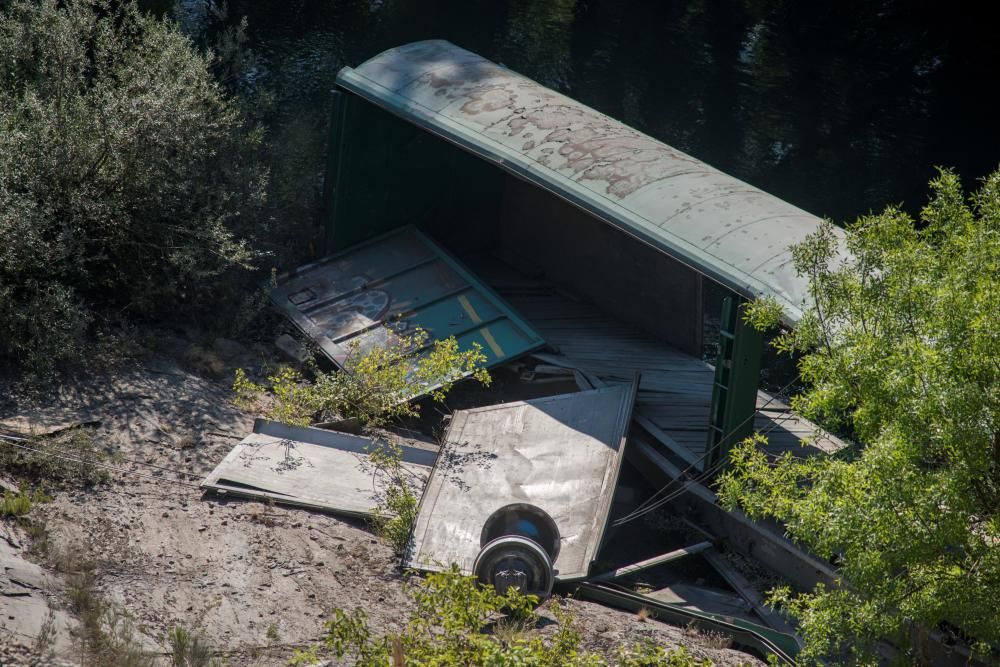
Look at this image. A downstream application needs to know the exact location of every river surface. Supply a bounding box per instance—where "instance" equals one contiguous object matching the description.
[162,0,999,223]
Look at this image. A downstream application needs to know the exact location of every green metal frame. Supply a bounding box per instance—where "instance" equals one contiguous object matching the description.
[705,295,764,471]
[322,85,505,255]
[570,583,799,663]
[322,90,349,254]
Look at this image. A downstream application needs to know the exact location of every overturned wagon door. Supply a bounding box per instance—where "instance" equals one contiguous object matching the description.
[406,382,638,598]
[272,226,545,372]
[201,420,435,516]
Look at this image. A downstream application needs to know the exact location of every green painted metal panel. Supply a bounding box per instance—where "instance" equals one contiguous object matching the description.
[333,40,855,326]
[323,85,505,255]
[272,226,545,376]
[706,296,764,470]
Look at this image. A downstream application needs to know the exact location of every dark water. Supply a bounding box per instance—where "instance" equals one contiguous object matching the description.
[165,0,1000,224]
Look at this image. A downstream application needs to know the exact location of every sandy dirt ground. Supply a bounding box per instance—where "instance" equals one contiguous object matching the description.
[0,333,764,666]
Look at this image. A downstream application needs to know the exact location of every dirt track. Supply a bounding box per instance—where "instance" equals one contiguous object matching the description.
[0,335,763,666]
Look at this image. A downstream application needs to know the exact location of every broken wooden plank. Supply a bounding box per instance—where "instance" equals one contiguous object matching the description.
[648,583,754,620]
[571,582,800,663]
[588,541,713,582]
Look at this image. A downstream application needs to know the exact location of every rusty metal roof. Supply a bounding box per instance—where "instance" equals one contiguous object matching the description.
[336,40,850,324]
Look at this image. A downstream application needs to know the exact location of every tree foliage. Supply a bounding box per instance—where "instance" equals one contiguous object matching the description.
[719,168,1000,663]
[290,565,717,667]
[0,0,266,372]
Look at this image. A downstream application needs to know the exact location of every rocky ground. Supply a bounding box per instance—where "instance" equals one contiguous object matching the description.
[0,331,764,666]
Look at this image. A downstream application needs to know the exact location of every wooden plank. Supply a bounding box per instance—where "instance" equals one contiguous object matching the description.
[201,426,432,517]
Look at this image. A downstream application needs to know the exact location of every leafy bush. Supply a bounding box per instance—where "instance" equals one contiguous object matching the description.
[233,329,490,553]
[368,439,420,555]
[720,168,1000,663]
[0,0,267,374]
[290,566,716,666]
[233,328,491,427]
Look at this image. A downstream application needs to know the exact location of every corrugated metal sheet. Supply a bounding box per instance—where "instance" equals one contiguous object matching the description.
[336,40,852,324]
[272,226,545,370]
[201,419,434,517]
[405,382,637,581]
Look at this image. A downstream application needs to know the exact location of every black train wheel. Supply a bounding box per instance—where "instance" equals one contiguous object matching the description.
[473,534,554,601]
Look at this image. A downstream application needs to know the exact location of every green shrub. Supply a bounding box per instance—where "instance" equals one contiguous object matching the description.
[368,439,420,556]
[0,484,50,517]
[233,328,491,427]
[168,626,223,667]
[0,429,109,487]
[719,168,1000,663]
[0,0,267,374]
[65,553,153,667]
[290,566,718,666]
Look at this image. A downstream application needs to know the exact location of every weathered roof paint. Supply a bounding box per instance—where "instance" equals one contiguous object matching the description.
[336,40,851,324]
